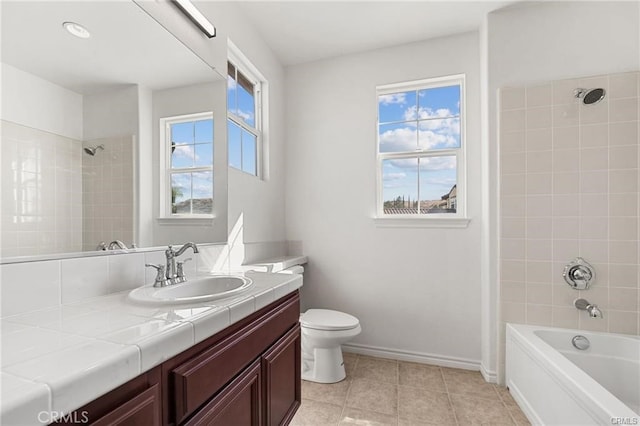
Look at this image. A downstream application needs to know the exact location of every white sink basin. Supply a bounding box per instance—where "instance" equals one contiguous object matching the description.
[128,275,253,305]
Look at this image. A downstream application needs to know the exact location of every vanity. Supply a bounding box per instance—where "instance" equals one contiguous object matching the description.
[1,267,303,425]
[57,291,300,426]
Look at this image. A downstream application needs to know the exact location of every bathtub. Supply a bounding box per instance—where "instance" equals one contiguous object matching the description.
[506,324,639,425]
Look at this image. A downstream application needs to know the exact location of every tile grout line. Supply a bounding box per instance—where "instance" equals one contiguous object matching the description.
[439,367,461,426]
[338,353,359,425]
[391,358,399,424]
[494,385,519,425]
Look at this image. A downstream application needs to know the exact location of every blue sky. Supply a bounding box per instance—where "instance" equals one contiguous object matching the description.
[228,76,257,175]
[379,85,460,202]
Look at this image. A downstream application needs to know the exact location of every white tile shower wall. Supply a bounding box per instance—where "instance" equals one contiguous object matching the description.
[1,121,83,257]
[82,136,135,251]
[499,72,640,345]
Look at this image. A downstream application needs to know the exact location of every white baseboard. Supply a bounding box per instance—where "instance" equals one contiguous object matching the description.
[342,343,481,372]
[480,363,498,383]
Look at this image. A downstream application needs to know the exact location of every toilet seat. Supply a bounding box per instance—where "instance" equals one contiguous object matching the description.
[300,309,359,331]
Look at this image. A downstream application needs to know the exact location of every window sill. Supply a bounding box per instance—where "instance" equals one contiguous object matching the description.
[373,216,470,229]
[157,216,215,226]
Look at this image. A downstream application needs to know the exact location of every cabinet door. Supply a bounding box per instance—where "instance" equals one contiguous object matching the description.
[171,294,300,424]
[185,360,262,426]
[262,325,301,426]
[91,384,161,426]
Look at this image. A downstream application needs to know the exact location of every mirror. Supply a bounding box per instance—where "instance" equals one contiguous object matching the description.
[1,1,228,261]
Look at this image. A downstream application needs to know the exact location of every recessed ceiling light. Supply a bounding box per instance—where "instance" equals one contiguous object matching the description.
[62,22,90,39]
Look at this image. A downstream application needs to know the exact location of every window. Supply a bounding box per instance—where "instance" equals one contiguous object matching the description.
[227,59,262,176]
[160,112,214,217]
[376,75,466,220]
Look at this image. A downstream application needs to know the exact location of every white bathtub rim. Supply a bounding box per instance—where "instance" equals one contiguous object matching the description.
[507,326,617,424]
[506,323,639,423]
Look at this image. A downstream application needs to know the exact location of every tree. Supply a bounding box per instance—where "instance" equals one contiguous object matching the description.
[171,186,184,213]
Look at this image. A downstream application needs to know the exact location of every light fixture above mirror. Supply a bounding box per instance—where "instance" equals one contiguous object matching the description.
[172,0,216,38]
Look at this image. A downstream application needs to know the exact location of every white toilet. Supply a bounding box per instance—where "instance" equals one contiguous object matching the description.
[299,309,361,383]
[254,257,362,384]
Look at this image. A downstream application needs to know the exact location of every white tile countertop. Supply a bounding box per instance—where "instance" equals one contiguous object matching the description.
[0,270,303,425]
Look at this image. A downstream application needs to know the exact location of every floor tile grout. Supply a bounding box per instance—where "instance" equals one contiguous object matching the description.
[296,353,526,426]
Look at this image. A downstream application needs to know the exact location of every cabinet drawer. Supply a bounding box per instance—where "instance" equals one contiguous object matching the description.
[51,367,160,426]
[184,360,261,426]
[172,295,299,423]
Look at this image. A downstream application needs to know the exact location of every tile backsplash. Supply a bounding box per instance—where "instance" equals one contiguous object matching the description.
[0,244,227,318]
[0,238,291,318]
[499,71,640,374]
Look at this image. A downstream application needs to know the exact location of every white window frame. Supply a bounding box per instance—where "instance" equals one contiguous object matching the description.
[158,111,214,221]
[227,42,265,178]
[374,74,469,228]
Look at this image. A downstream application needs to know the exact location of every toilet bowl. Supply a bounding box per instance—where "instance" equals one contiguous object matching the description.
[300,309,361,383]
[250,258,361,383]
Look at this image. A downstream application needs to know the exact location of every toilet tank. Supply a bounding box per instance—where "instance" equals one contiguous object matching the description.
[244,255,307,273]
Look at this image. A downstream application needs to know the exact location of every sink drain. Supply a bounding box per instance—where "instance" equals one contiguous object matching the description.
[572,335,590,350]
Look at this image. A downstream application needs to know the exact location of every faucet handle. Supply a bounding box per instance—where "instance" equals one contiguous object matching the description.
[145,263,168,287]
[175,258,192,283]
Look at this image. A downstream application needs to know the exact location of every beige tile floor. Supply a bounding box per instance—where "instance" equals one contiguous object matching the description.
[292,353,530,426]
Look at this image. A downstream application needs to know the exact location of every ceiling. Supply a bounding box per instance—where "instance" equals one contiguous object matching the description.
[236,1,519,66]
[1,1,217,95]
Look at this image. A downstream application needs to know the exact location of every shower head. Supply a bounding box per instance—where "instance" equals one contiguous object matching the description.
[574,88,606,105]
[83,144,104,156]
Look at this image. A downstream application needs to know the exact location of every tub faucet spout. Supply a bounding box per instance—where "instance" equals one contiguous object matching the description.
[574,298,603,318]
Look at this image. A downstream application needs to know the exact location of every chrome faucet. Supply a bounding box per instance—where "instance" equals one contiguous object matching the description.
[108,240,128,250]
[165,243,199,284]
[574,298,603,318]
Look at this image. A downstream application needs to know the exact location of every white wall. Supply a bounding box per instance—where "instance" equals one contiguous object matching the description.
[198,2,289,264]
[486,0,640,382]
[285,32,483,366]
[83,86,138,140]
[150,81,228,246]
[1,63,83,140]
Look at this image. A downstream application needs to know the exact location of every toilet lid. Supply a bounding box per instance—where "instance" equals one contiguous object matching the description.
[300,309,359,331]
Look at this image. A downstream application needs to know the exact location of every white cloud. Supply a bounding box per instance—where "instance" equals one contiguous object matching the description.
[422,176,456,187]
[171,172,212,199]
[227,78,237,89]
[419,156,456,171]
[404,106,457,121]
[173,145,198,162]
[379,120,459,152]
[379,127,417,152]
[378,93,407,105]
[237,109,254,123]
[383,172,407,181]
[387,156,455,172]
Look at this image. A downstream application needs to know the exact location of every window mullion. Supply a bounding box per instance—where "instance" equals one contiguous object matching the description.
[417,157,421,214]
[228,112,259,137]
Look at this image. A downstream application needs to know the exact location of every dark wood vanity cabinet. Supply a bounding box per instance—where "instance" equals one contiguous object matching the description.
[184,359,263,426]
[262,326,301,426]
[55,291,301,426]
